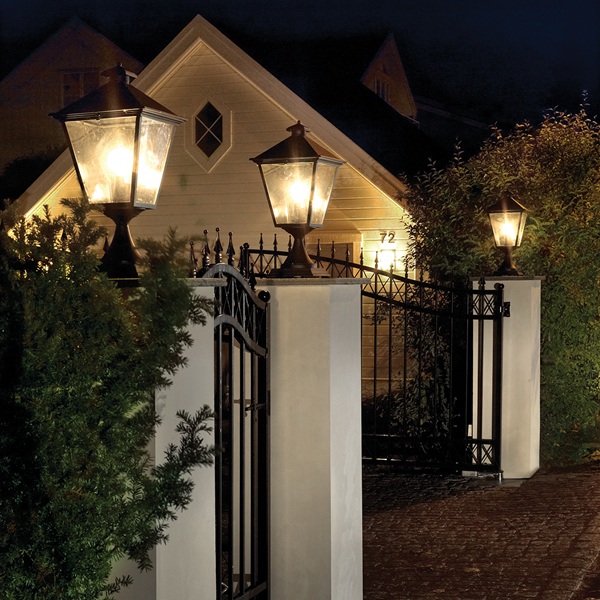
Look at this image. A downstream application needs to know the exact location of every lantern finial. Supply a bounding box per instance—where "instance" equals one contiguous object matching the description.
[287,121,309,136]
[101,63,136,85]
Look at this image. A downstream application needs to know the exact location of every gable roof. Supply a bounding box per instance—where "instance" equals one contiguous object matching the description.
[0,17,142,93]
[217,30,444,177]
[17,14,416,219]
[360,33,417,119]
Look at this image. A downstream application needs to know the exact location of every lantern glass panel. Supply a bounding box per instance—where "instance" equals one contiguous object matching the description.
[66,116,137,204]
[135,114,177,208]
[489,210,526,247]
[310,160,339,227]
[261,162,314,225]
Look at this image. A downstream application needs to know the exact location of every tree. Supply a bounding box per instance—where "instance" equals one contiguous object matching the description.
[403,106,600,464]
[0,198,214,598]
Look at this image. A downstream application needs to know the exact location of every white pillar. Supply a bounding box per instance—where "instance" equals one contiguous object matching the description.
[113,281,221,600]
[259,279,364,600]
[488,277,542,479]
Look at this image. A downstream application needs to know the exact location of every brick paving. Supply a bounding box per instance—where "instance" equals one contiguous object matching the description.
[362,463,600,599]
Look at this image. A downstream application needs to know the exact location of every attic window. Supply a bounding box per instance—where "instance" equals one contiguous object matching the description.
[185,97,231,171]
[62,70,100,106]
[195,103,223,157]
[375,79,390,102]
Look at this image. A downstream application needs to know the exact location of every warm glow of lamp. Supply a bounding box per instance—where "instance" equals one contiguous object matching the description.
[51,64,185,280]
[487,193,528,276]
[379,249,396,271]
[250,122,344,277]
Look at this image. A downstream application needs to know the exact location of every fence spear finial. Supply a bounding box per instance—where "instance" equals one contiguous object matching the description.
[214,228,223,264]
[189,240,198,277]
[227,232,235,266]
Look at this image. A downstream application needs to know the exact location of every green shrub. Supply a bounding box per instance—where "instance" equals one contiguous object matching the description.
[404,107,600,464]
[0,199,214,598]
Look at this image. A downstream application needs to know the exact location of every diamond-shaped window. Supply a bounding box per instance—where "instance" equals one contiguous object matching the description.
[195,103,223,158]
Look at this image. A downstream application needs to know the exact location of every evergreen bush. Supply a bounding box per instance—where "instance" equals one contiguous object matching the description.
[0,198,214,598]
[404,106,600,464]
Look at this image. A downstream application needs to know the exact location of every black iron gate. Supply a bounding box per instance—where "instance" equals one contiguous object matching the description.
[203,262,270,600]
[242,240,505,473]
[359,271,505,472]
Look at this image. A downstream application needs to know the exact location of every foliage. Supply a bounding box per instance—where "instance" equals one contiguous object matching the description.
[403,106,600,464]
[0,198,215,598]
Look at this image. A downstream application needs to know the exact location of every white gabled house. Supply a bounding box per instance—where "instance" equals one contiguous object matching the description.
[16,14,422,270]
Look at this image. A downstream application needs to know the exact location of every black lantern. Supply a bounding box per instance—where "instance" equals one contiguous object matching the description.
[51,64,185,280]
[250,122,344,277]
[487,193,528,276]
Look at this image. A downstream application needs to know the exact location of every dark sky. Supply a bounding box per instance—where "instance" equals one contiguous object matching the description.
[1,0,599,124]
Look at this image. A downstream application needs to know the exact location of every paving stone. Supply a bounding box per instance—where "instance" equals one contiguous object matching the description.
[363,463,600,599]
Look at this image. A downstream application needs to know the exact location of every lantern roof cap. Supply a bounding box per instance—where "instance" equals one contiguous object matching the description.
[250,121,344,165]
[487,192,527,214]
[50,63,185,123]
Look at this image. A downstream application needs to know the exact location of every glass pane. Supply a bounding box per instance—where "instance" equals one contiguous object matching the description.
[197,102,221,128]
[135,115,176,208]
[262,162,314,225]
[66,116,137,204]
[196,128,221,157]
[489,212,522,247]
[309,161,339,227]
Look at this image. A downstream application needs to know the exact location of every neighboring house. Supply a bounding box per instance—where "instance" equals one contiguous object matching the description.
[361,32,418,121]
[15,15,443,269]
[0,17,143,179]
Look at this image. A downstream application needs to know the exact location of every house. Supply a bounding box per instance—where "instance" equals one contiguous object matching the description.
[14,14,442,270]
[360,32,418,121]
[0,17,143,198]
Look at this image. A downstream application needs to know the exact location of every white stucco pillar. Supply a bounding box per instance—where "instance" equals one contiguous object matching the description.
[258,279,364,600]
[113,281,221,600]
[487,277,542,479]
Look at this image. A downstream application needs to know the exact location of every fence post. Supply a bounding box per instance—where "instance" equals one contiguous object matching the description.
[259,278,364,600]
[487,276,542,479]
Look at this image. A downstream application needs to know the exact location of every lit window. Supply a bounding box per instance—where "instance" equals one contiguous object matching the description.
[195,102,223,157]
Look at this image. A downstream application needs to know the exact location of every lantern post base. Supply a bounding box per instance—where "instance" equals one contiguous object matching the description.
[99,203,143,282]
[494,247,522,277]
[268,225,330,279]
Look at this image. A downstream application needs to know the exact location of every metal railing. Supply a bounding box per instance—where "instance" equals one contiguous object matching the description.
[193,232,504,473]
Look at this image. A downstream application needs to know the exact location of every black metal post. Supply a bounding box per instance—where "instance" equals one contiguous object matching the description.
[99,203,142,281]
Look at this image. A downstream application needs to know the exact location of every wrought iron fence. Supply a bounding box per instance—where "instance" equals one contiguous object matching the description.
[193,231,504,473]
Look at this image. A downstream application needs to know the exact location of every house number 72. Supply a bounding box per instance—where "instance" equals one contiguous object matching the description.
[380,231,396,244]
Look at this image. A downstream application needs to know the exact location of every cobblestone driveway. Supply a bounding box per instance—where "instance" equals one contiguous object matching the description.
[363,464,600,599]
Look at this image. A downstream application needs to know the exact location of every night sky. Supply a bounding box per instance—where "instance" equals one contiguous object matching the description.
[1,0,599,125]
